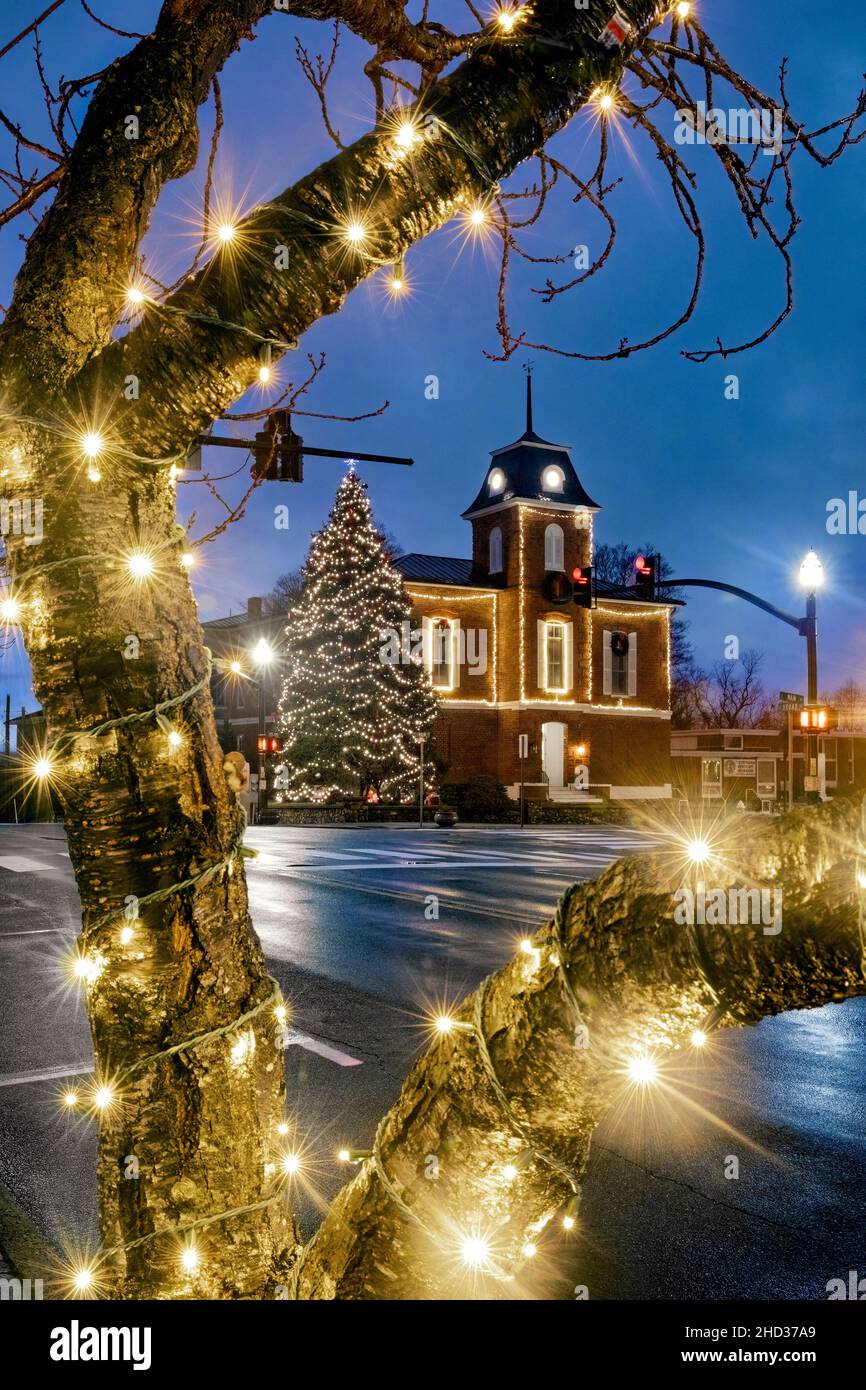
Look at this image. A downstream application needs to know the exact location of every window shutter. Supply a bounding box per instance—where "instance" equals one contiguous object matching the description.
[537,619,546,691]
[627,631,638,696]
[564,621,573,693]
[452,618,461,688]
[602,628,612,695]
[421,615,433,673]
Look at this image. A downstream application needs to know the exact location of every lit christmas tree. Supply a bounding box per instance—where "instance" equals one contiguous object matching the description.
[278,468,438,801]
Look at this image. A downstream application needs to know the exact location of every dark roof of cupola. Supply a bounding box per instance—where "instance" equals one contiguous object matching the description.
[462,374,601,519]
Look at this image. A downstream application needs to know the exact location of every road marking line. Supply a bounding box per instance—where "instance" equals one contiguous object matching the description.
[0,856,53,873]
[0,1061,93,1088]
[259,872,543,923]
[282,1030,362,1067]
[0,928,70,937]
[267,855,622,873]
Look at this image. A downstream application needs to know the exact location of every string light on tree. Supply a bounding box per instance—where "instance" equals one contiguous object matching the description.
[72,1266,95,1295]
[394,119,420,151]
[126,551,155,581]
[0,595,21,623]
[460,1233,490,1270]
[627,1055,658,1086]
[562,1194,579,1230]
[80,431,104,461]
[180,1243,201,1275]
[494,6,525,32]
[690,1029,707,1048]
[343,219,368,247]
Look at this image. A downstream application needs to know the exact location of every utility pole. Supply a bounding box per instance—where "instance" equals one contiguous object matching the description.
[518,733,528,828]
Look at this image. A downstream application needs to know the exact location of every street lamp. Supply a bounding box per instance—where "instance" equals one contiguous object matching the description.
[250,639,276,819]
[798,549,823,800]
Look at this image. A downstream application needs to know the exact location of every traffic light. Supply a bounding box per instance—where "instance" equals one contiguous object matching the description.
[542,571,573,604]
[257,735,283,754]
[572,564,593,609]
[798,706,838,732]
[251,410,304,482]
[633,553,657,600]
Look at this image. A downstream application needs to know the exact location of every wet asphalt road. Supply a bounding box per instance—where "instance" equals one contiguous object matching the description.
[0,820,864,1300]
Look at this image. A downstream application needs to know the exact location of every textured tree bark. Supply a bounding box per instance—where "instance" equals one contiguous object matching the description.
[0,0,659,1297]
[293,798,865,1299]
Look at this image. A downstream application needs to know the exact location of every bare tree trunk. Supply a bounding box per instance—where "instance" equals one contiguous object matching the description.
[293,799,865,1299]
[9,437,296,1298]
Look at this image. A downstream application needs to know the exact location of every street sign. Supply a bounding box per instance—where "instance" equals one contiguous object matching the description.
[778,691,804,710]
[518,734,529,760]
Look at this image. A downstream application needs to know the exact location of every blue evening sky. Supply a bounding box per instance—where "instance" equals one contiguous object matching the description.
[1,0,864,720]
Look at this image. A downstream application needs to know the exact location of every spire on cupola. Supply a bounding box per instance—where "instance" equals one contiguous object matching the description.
[462,371,601,519]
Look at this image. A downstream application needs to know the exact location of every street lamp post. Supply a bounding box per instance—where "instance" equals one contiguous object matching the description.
[799,549,824,801]
[250,638,276,820]
[656,549,827,806]
[418,736,425,829]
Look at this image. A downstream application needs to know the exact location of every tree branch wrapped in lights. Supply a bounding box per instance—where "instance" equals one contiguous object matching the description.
[288,796,865,1299]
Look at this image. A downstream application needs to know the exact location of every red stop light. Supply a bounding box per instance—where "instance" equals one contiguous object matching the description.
[572,565,593,609]
[258,735,283,753]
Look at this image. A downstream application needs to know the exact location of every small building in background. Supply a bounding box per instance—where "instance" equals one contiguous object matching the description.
[671,726,866,806]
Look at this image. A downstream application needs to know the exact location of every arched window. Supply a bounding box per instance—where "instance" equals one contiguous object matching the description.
[489,526,503,574]
[544,522,564,572]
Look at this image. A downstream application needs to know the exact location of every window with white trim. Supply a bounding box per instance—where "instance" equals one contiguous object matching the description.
[489,526,503,574]
[544,523,564,572]
[431,619,453,688]
[602,629,637,697]
[538,618,572,693]
[546,622,565,690]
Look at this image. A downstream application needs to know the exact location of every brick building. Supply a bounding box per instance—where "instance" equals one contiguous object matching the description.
[393,381,678,802]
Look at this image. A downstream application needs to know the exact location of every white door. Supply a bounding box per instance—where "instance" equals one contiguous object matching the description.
[541,721,566,789]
